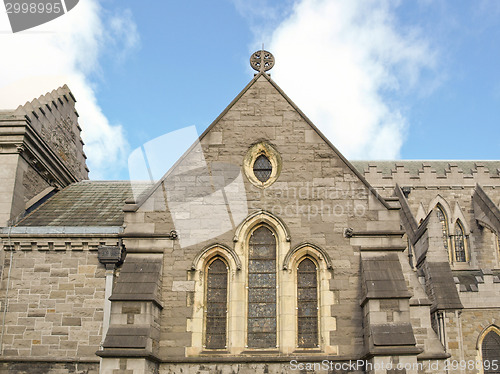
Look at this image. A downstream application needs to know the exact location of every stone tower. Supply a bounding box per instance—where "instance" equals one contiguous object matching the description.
[0,85,88,226]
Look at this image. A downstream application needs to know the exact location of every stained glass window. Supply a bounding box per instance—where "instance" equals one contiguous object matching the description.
[297,258,319,348]
[483,330,500,374]
[436,205,450,251]
[205,258,228,349]
[253,155,272,183]
[247,226,276,348]
[454,221,466,262]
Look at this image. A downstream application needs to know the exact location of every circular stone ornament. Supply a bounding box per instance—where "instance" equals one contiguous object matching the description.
[250,50,275,72]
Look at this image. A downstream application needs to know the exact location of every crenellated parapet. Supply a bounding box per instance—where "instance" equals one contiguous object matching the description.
[352,161,500,189]
[13,84,88,180]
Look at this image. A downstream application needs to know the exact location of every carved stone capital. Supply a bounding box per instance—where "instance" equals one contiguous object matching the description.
[98,244,126,269]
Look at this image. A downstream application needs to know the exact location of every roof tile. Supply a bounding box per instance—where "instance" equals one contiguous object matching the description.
[16,181,146,227]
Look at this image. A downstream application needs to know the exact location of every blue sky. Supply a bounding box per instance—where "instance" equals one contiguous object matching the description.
[0,0,499,180]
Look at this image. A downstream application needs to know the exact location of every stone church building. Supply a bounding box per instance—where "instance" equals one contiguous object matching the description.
[0,51,499,373]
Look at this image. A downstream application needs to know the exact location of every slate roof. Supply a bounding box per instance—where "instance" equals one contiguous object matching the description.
[109,257,162,306]
[103,326,153,349]
[351,160,500,176]
[371,323,416,346]
[16,181,140,227]
[360,253,412,302]
[425,262,463,310]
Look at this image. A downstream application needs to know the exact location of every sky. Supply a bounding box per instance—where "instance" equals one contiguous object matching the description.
[0,0,499,180]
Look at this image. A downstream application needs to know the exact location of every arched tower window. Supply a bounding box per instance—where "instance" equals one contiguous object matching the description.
[205,258,228,349]
[247,226,276,348]
[482,329,500,374]
[297,258,319,348]
[436,205,450,252]
[454,220,467,262]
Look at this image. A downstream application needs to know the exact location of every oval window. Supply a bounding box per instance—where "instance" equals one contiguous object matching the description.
[253,155,272,183]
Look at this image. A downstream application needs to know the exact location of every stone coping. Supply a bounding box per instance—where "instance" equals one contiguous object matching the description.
[0,226,123,234]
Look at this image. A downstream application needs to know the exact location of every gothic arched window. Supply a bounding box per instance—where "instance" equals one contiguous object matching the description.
[247,226,276,348]
[454,220,467,262]
[482,329,500,374]
[205,258,228,349]
[297,258,319,348]
[436,205,450,252]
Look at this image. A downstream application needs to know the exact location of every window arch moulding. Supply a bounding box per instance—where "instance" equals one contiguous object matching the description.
[283,242,333,270]
[452,202,470,235]
[427,195,453,226]
[233,210,291,243]
[191,243,242,271]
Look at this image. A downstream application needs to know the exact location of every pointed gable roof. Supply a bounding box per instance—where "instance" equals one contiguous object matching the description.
[127,72,393,212]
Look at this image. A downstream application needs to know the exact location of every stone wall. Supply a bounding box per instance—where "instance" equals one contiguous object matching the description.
[460,309,499,371]
[159,362,351,374]
[0,362,98,374]
[0,244,109,360]
[20,157,51,202]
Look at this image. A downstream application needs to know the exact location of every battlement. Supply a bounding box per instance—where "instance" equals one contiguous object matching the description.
[13,84,88,179]
[352,161,500,188]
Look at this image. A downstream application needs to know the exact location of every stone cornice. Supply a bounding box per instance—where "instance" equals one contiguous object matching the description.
[0,118,79,187]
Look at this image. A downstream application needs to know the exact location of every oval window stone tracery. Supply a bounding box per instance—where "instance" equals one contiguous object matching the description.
[243,142,281,188]
[253,155,272,182]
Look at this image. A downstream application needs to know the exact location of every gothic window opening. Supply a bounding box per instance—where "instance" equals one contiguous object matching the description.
[482,330,500,374]
[253,155,272,183]
[297,258,319,348]
[247,226,276,348]
[436,205,450,251]
[205,258,228,349]
[454,220,467,262]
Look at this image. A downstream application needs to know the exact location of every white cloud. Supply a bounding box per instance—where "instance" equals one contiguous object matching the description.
[231,0,295,41]
[0,0,139,178]
[267,0,437,159]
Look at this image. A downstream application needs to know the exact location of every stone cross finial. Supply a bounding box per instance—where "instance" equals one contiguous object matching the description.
[250,50,275,73]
